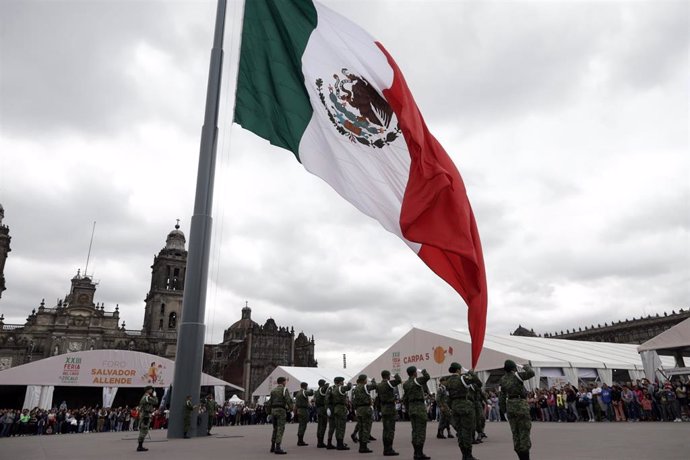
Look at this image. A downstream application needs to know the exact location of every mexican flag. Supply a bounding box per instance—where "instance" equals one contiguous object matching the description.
[234,0,487,368]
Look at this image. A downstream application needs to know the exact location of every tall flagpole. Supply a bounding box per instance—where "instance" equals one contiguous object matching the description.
[168,0,227,439]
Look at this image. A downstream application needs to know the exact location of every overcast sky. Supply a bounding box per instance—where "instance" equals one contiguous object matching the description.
[0,0,687,373]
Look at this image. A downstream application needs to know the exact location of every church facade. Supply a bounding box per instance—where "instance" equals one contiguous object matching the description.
[0,210,317,398]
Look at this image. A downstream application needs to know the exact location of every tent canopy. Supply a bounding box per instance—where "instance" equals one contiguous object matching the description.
[0,349,242,391]
[252,366,354,399]
[637,317,690,355]
[353,327,675,380]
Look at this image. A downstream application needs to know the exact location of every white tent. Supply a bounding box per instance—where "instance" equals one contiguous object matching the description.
[0,349,242,409]
[252,366,354,404]
[354,328,675,391]
[638,317,690,381]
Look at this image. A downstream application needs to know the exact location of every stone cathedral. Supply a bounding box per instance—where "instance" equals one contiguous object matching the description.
[0,206,317,398]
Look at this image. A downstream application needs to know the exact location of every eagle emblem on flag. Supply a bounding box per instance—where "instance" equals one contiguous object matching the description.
[316,68,401,148]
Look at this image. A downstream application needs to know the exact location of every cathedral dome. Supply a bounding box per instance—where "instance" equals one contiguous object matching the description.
[227,305,258,331]
[165,222,186,251]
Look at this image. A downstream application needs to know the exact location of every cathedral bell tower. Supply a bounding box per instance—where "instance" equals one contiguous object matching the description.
[142,222,187,350]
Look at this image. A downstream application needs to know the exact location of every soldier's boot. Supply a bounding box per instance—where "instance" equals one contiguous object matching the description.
[270,442,275,453]
[136,441,148,452]
[479,432,487,439]
[336,439,350,450]
[418,445,431,460]
[183,432,190,439]
[297,435,309,446]
[436,428,446,439]
[446,429,454,438]
[351,432,359,443]
[516,451,529,460]
[368,435,376,441]
[326,437,337,450]
[274,443,287,455]
[359,442,373,453]
[466,447,479,460]
[383,445,400,457]
[317,437,327,448]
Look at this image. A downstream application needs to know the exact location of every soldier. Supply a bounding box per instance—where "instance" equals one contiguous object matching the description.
[136,385,158,452]
[314,379,330,447]
[499,360,535,460]
[446,362,479,460]
[270,376,293,455]
[183,395,197,439]
[326,380,337,450]
[436,377,454,439]
[331,376,353,450]
[473,385,487,443]
[204,393,218,436]
[351,374,377,453]
[294,381,314,446]
[402,366,431,460]
[377,370,402,456]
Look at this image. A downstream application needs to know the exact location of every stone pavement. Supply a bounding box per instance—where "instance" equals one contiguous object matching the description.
[0,420,687,460]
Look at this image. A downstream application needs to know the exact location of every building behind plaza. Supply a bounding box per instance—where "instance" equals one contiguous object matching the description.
[0,207,316,400]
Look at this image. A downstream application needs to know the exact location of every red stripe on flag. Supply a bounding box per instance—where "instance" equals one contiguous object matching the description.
[376,42,488,369]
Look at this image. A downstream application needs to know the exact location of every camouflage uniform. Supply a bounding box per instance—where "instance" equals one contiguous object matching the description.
[314,380,330,447]
[436,379,454,438]
[183,397,194,438]
[499,361,535,460]
[270,380,293,455]
[402,367,430,460]
[352,375,377,453]
[331,377,353,450]
[294,383,314,446]
[204,395,218,435]
[377,370,402,456]
[446,363,480,460]
[326,384,337,449]
[137,387,159,451]
[474,386,487,441]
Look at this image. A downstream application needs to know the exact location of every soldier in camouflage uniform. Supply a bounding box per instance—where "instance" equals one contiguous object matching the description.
[402,366,431,460]
[326,381,337,449]
[270,376,293,455]
[377,369,402,456]
[183,395,197,439]
[204,393,218,436]
[294,381,314,446]
[473,385,487,443]
[331,376,353,450]
[436,377,454,439]
[136,386,159,452]
[446,362,480,460]
[314,379,330,448]
[499,360,535,460]
[352,374,377,453]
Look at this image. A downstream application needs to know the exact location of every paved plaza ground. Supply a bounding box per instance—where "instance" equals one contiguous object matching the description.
[0,420,687,459]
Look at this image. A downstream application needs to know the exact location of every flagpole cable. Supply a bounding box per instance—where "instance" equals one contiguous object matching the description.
[207,0,245,345]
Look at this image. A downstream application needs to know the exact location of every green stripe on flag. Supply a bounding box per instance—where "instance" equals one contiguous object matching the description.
[234,0,317,160]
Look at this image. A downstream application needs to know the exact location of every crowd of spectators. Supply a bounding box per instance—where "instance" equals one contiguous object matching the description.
[516,379,689,423]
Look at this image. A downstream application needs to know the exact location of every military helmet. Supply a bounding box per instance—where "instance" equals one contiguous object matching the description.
[406,366,417,376]
[448,362,462,373]
[144,385,154,392]
[334,376,345,383]
[381,370,391,378]
[300,381,308,388]
[277,376,286,384]
[357,374,367,383]
[318,379,326,386]
[504,360,518,372]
